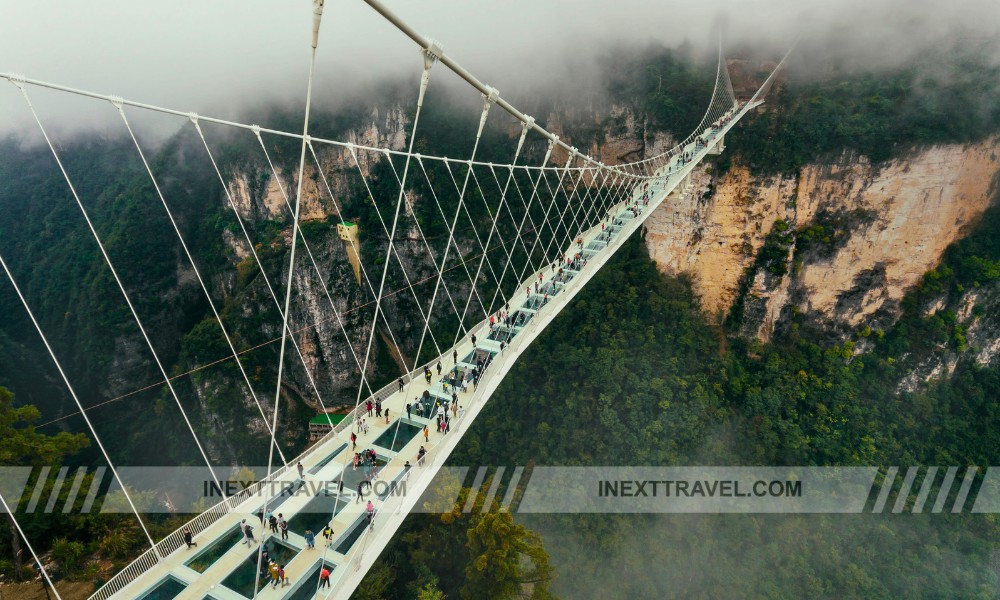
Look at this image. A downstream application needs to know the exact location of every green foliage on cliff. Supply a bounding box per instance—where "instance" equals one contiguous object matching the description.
[724,42,1000,174]
[445,228,1000,598]
[354,482,555,600]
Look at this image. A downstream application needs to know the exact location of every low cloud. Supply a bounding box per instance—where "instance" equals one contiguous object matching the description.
[0,0,997,140]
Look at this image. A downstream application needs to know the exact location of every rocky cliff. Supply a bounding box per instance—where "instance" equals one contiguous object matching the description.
[643,139,1000,351]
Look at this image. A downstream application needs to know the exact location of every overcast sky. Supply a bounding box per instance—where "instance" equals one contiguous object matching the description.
[0,0,997,138]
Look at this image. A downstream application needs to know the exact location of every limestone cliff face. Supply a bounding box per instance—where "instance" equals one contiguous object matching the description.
[207,103,494,423]
[226,105,411,225]
[544,102,676,167]
[644,138,1000,345]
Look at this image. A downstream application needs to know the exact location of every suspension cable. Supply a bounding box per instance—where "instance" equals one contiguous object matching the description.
[10,80,226,496]
[0,253,160,557]
[254,131,377,401]
[254,2,325,597]
[114,104,287,465]
[0,490,64,600]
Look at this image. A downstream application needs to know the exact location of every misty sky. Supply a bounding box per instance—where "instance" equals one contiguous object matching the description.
[1,0,997,138]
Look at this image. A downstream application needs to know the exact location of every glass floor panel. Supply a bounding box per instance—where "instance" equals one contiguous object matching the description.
[511,311,534,327]
[461,348,496,365]
[285,489,349,539]
[335,515,371,554]
[486,326,516,342]
[222,538,300,599]
[185,524,243,573]
[283,560,337,599]
[523,296,548,310]
[139,575,186,600]
[253,479,307,520]
[377,471,408,500]
[308,443,348,474]
[372,419,423,452]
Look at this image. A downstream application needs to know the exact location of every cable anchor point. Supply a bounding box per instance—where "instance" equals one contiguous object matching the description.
[312,0,325,49]
[422,39,444,71]
[8,73,26,91]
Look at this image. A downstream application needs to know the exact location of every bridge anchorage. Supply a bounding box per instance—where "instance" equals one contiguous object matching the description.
[0,1,793,598]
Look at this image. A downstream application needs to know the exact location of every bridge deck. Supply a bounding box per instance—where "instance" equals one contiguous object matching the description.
[96,105,748,600]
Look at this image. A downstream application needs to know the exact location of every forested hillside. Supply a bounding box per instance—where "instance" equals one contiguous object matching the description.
[359,40,1000,599]
[4,35,1000,598]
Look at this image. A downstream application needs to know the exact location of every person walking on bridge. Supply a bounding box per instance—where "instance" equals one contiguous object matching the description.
[241,520,255,546]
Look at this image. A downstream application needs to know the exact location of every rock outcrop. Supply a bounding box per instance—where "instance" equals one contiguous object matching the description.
[644,138,1000,344]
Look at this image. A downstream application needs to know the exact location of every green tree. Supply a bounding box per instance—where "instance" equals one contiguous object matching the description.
[462,510,555,600]
[415,581,445,600]
[0,386,89,580]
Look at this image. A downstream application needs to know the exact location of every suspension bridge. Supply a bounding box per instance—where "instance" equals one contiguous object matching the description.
[0,1,790,598]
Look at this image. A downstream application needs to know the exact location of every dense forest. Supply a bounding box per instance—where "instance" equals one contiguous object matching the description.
[3,34,1000,599]
[364,213,1000,598]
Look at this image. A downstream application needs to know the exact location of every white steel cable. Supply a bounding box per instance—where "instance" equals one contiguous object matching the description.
[510,152,576,291]
[191,120,331,414]
[394,95,494,456]
[440,160,508,307]
[255,3,325,597]
[467,164,516,306]
[416,156,490,318]
[253,132,378,401]
[335,143,445,360]
[0,253,160,557]
[311,146,416,370]
[484,138,556,315]
[548,164,599,263]
[114,105,288,465]
[0,73,633,180]
[0,490,64,600]
[538,154,588,269]
[488,148,547,276]
[482,164,535,315]
[378,155,468,341]
[353,51,434,417]
[10,81,226,496]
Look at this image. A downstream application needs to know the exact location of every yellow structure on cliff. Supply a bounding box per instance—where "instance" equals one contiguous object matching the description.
[337,221,362,284]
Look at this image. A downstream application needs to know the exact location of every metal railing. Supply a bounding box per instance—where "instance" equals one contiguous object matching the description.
[90,115,735,600]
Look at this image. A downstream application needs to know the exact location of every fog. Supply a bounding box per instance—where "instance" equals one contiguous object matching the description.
[0,0,998,139]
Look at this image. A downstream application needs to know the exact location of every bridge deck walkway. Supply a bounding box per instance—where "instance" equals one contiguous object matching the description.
[101,104,749,600]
